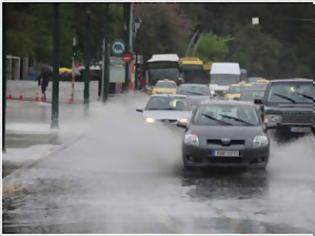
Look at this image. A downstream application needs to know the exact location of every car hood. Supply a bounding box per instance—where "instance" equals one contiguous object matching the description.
[265,103,314,113]
[143,110,192,120]
[189,125,264,144]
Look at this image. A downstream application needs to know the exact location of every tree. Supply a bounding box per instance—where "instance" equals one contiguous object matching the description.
[231,25,282,78]
[195,32,229,63]
[134,3,192,61]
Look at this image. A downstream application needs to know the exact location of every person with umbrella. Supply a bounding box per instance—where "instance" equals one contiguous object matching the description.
[36,64,53,101]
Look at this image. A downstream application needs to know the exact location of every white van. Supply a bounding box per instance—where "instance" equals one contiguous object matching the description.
[209,62,241,96]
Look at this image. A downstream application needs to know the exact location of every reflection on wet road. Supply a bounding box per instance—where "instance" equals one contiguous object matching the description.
[3,94,315,233]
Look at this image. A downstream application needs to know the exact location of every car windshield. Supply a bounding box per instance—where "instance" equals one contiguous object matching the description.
[148,68,179,81]
[177,85,210,95]
[193,105,259,126]
[240,90,265,101]
[155,81,177,88]
[267,82,314,104]
[211,74,240,85]
[145,97,191,111]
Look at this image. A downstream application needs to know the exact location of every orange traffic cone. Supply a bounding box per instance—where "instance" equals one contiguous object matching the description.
[41,95,46,102]
[19,92,24,101]
[35,92,40,102]
[6,90,13,99]
[68,95,74,104]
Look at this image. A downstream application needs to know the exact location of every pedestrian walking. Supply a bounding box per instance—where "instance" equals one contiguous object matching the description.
[36,66,53,101]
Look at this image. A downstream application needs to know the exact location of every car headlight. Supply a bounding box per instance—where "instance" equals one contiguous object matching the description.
[253,135,269,147]
[179,118,188,123]
[264,114,282,124]
[184,134,199,146]
[145,117,155,123]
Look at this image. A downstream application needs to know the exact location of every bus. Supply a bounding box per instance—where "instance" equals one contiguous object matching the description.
[146,54,181,86]
[179,57,209,84]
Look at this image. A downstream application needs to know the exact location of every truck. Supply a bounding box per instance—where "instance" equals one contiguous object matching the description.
[209,62,241,97]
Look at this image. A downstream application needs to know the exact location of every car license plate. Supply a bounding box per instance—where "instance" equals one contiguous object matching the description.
[290,127,312,133]
[212,150,240,157]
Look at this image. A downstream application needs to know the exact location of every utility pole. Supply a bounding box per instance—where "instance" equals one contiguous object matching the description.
[123,3,131,91]
[2,4,7,152]
[84,10,91,112]
[51,3,60,129]
[101,4,110,102]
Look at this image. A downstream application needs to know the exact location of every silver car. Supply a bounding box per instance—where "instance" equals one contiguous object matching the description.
[136,94,192,125]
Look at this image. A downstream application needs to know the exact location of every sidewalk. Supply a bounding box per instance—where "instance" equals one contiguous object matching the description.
[3,100,97,178]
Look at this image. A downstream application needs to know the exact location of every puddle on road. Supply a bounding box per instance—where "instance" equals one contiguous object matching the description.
[2,93,315,233]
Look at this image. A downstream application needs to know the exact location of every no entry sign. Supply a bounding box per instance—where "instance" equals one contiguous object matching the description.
[122,52,133,63]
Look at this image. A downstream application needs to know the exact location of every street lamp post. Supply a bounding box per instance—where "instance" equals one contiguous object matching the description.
[83,10,91,113]
[133,17,142,90]
[51,3,60,129]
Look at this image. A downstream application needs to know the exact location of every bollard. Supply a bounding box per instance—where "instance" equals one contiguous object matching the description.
[68,95,74,104]
[6,90,12,99]
[35,92,40,102]
[41,95,46,102]
[18,92,24,101]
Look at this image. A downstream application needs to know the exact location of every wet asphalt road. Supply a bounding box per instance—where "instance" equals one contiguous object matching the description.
[3,93,315,234]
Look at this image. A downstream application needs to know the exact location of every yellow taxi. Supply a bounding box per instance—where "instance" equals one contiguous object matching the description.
[224,81,252,100]
[151,79,177,95]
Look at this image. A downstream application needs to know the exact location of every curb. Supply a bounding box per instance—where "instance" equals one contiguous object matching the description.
[2,132,85,187]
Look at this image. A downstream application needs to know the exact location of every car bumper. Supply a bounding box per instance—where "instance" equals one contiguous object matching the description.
[182,145,269,168]
[268,124,315,134]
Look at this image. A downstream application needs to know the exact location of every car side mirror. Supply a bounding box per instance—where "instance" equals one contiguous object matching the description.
[254,99,262,105]
[136,108,143,112]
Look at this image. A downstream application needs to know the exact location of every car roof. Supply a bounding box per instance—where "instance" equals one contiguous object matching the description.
[178,83,208,87]
[156,79,176,83]
[210,62,240,75]
[200,99,255,107]
[269,78,312,83]
[148,54,179,63]
[150,94,187,98]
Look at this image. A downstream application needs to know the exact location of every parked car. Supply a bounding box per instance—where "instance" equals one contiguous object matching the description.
[176,83,211,108]
[136,94,192,125]
[255,78,314,139]
[178,100,269,169]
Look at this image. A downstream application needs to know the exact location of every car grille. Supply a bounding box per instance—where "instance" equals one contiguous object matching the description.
[280,112,313,124]
[207,139,245,146]
[161,119,177,124]
[208,157,243,163]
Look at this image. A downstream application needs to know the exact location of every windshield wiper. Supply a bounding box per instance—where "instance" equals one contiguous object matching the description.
[296,92,315,102]
[201,113,233,126]
[219,114,254,126]
[273,93,297,104]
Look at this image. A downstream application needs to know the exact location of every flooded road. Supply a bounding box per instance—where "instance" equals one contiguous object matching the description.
[3,93,315,233]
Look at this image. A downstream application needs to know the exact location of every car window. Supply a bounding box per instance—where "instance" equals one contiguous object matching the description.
[155,81,177,88]
[240,90,265,101]
[177,85,210,95]
[193,105,259,126]
[145,97,191,111]
[228,86,242,93]
[267,82,314,104]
